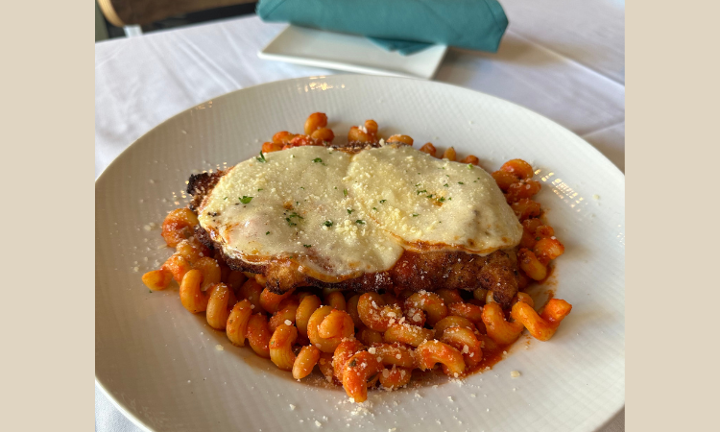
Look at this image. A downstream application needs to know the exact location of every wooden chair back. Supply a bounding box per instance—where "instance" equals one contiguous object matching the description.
[97,0,255,27]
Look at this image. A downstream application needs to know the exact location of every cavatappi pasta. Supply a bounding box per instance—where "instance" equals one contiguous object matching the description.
[142,113,572,403]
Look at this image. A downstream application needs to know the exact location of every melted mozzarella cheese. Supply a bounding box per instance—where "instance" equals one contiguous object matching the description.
[197,147,404,281]
[347,146,522,254]
[198,145,522,281]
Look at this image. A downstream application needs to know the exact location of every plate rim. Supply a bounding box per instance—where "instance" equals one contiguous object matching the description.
[95,74,625,185]
[95,74,625,431]
[95,378,153,432]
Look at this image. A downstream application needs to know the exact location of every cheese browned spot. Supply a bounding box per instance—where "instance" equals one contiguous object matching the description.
[197,145,522,283]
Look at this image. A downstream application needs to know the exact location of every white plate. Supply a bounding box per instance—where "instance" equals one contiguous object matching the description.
[258,25,448,79]
[96,75,625,432]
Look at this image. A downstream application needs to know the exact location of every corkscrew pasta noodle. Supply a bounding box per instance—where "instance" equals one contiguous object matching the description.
[293,345,321,380]
[269,323,298,370]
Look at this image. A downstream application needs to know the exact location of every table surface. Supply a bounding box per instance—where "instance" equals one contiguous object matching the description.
[95,2,625,430]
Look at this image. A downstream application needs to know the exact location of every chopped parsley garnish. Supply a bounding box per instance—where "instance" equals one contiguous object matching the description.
[285,212,303,227]
[323,221,333,227]
[438,197,446,202]
[256,151,266,163]
[303,244,312,248]
[467,164,474,169]
[372,207,378,211]
[458,182,464,185]
[426,194,434,199]
[416,189,427,195]
[343,189,348,196]
[443,184,449,187]
[415,183,421,187]
[411,213,419,217]
[266,231,270,235]
[239,196,253,204]
[224,197,228,200]
[379,199,387,204]
[536,237,541,241]
[148,290,153,293]
[258,188,263,192]
[355,220,365,224]
[312,158,326,165]
[448,197,452,200]
[300,187,305,190]
[347,209,354,214]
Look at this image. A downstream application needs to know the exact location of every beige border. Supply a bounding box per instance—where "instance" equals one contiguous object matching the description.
[2,1,91,430]
[627,1,719,430]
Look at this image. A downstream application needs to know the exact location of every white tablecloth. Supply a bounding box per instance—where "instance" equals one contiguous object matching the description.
[95,2,625,430]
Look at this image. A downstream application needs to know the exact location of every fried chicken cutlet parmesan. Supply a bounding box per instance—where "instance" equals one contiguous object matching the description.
[189,144,523,307]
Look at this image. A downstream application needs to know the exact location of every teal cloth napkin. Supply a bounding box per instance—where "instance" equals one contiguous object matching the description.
[367,37,433,55]
[257,0,509,54]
